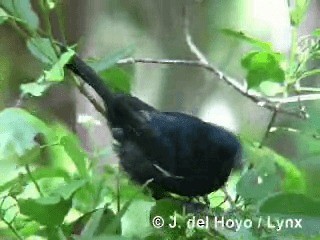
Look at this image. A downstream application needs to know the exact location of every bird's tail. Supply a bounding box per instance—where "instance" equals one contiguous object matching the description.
[62,46,151,130]
[66,55,114,105]
[63,48,114,106]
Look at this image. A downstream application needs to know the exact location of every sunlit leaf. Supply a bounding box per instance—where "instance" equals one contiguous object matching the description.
[51,179,87,200]
[122,200,154,238]
[18,220,41,238]
[81,209,106,237]
[259,81,285,97]
[0,108,50,165]
[290,0,311,27]
[45,0,56,10]
[241,51,285,88]
[17,180,85,227]
[18,196,72,226]
[8,173,27,197]
[27,37,58,64]
[20,79,52,97]
[149,199,187,238]
[79,208,119,237]
[221,29,272,51]
[312,28,320,37]
[74,236,130,240]
[0,167,70,194]
[60,135,88,178]
[89,46,134,72]
[0,0,39,30]
[273,152,306,193]
[100,67,132,94]
[44,49,75,82]
[0,7,8,24]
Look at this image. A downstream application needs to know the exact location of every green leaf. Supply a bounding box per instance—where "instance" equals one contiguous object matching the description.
[221,29,272,51]
[100,67,132,94]
[218,226,258,240]
[0,7,8,24]
[20,80,52,97]
[8,173,27,197]
[237,168,281,203]
[259,81,285,97]
[0,108,50,164]
[80,208,120,237]
[89,46,134,73]
[60,135,88,178]
[260,194,320,237]
[272,152,306,194]
[47,227,68,240]
[75,236,130,240]
[0,0,39,30]
[18,220,41,238]
[290,0,310,27]
[241,51,285,88]
[44,49,75,82]
[239,141,306,202]
[0,167,70,193]
[312,28,320,37]
[150,198,183,219]
[27,37,58,64]
[81,209,105,237]
[51,179,87,200]
[259,193,320,217]
[121,200,154,238]
[99,187,150,237]
[149,199,187,238]
[18,196,72,226]
[244,140,306,194]
[44,0,56,10]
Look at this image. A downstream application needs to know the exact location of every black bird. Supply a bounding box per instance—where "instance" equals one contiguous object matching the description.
[65,51,242,198]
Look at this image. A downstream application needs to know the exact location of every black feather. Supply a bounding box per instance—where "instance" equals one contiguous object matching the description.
[65,53,242,197]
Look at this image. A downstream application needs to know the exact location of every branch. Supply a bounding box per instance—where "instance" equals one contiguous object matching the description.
[259,109,279,147]
[72,9,316,120]
[181,6,311,119]
[221,186,237,209]
[270,94,320,103]
[72,75,106,116]
[183,6,209,64]
[117,57,311,119]
[25,165,43,197]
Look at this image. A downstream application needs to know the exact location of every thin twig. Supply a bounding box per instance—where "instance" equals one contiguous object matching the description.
[72,75,106,116]
[117,58,200,65]
[0,196,7,210]
[181,5,311,119]
[0,197,23,240]
[259,109,279,148]
[117,57,311,119]
[183,6,209,64]
[221,186,237,209]
[14,95,25,108]
[25,165,43,197]
[117,58,320,104]
[5,0,316,120]
[116,165,120,214]
[0,216,23,240]
[270,93,320,103]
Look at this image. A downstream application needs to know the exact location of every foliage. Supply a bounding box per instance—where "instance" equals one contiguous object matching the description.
[0,0,320,240]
